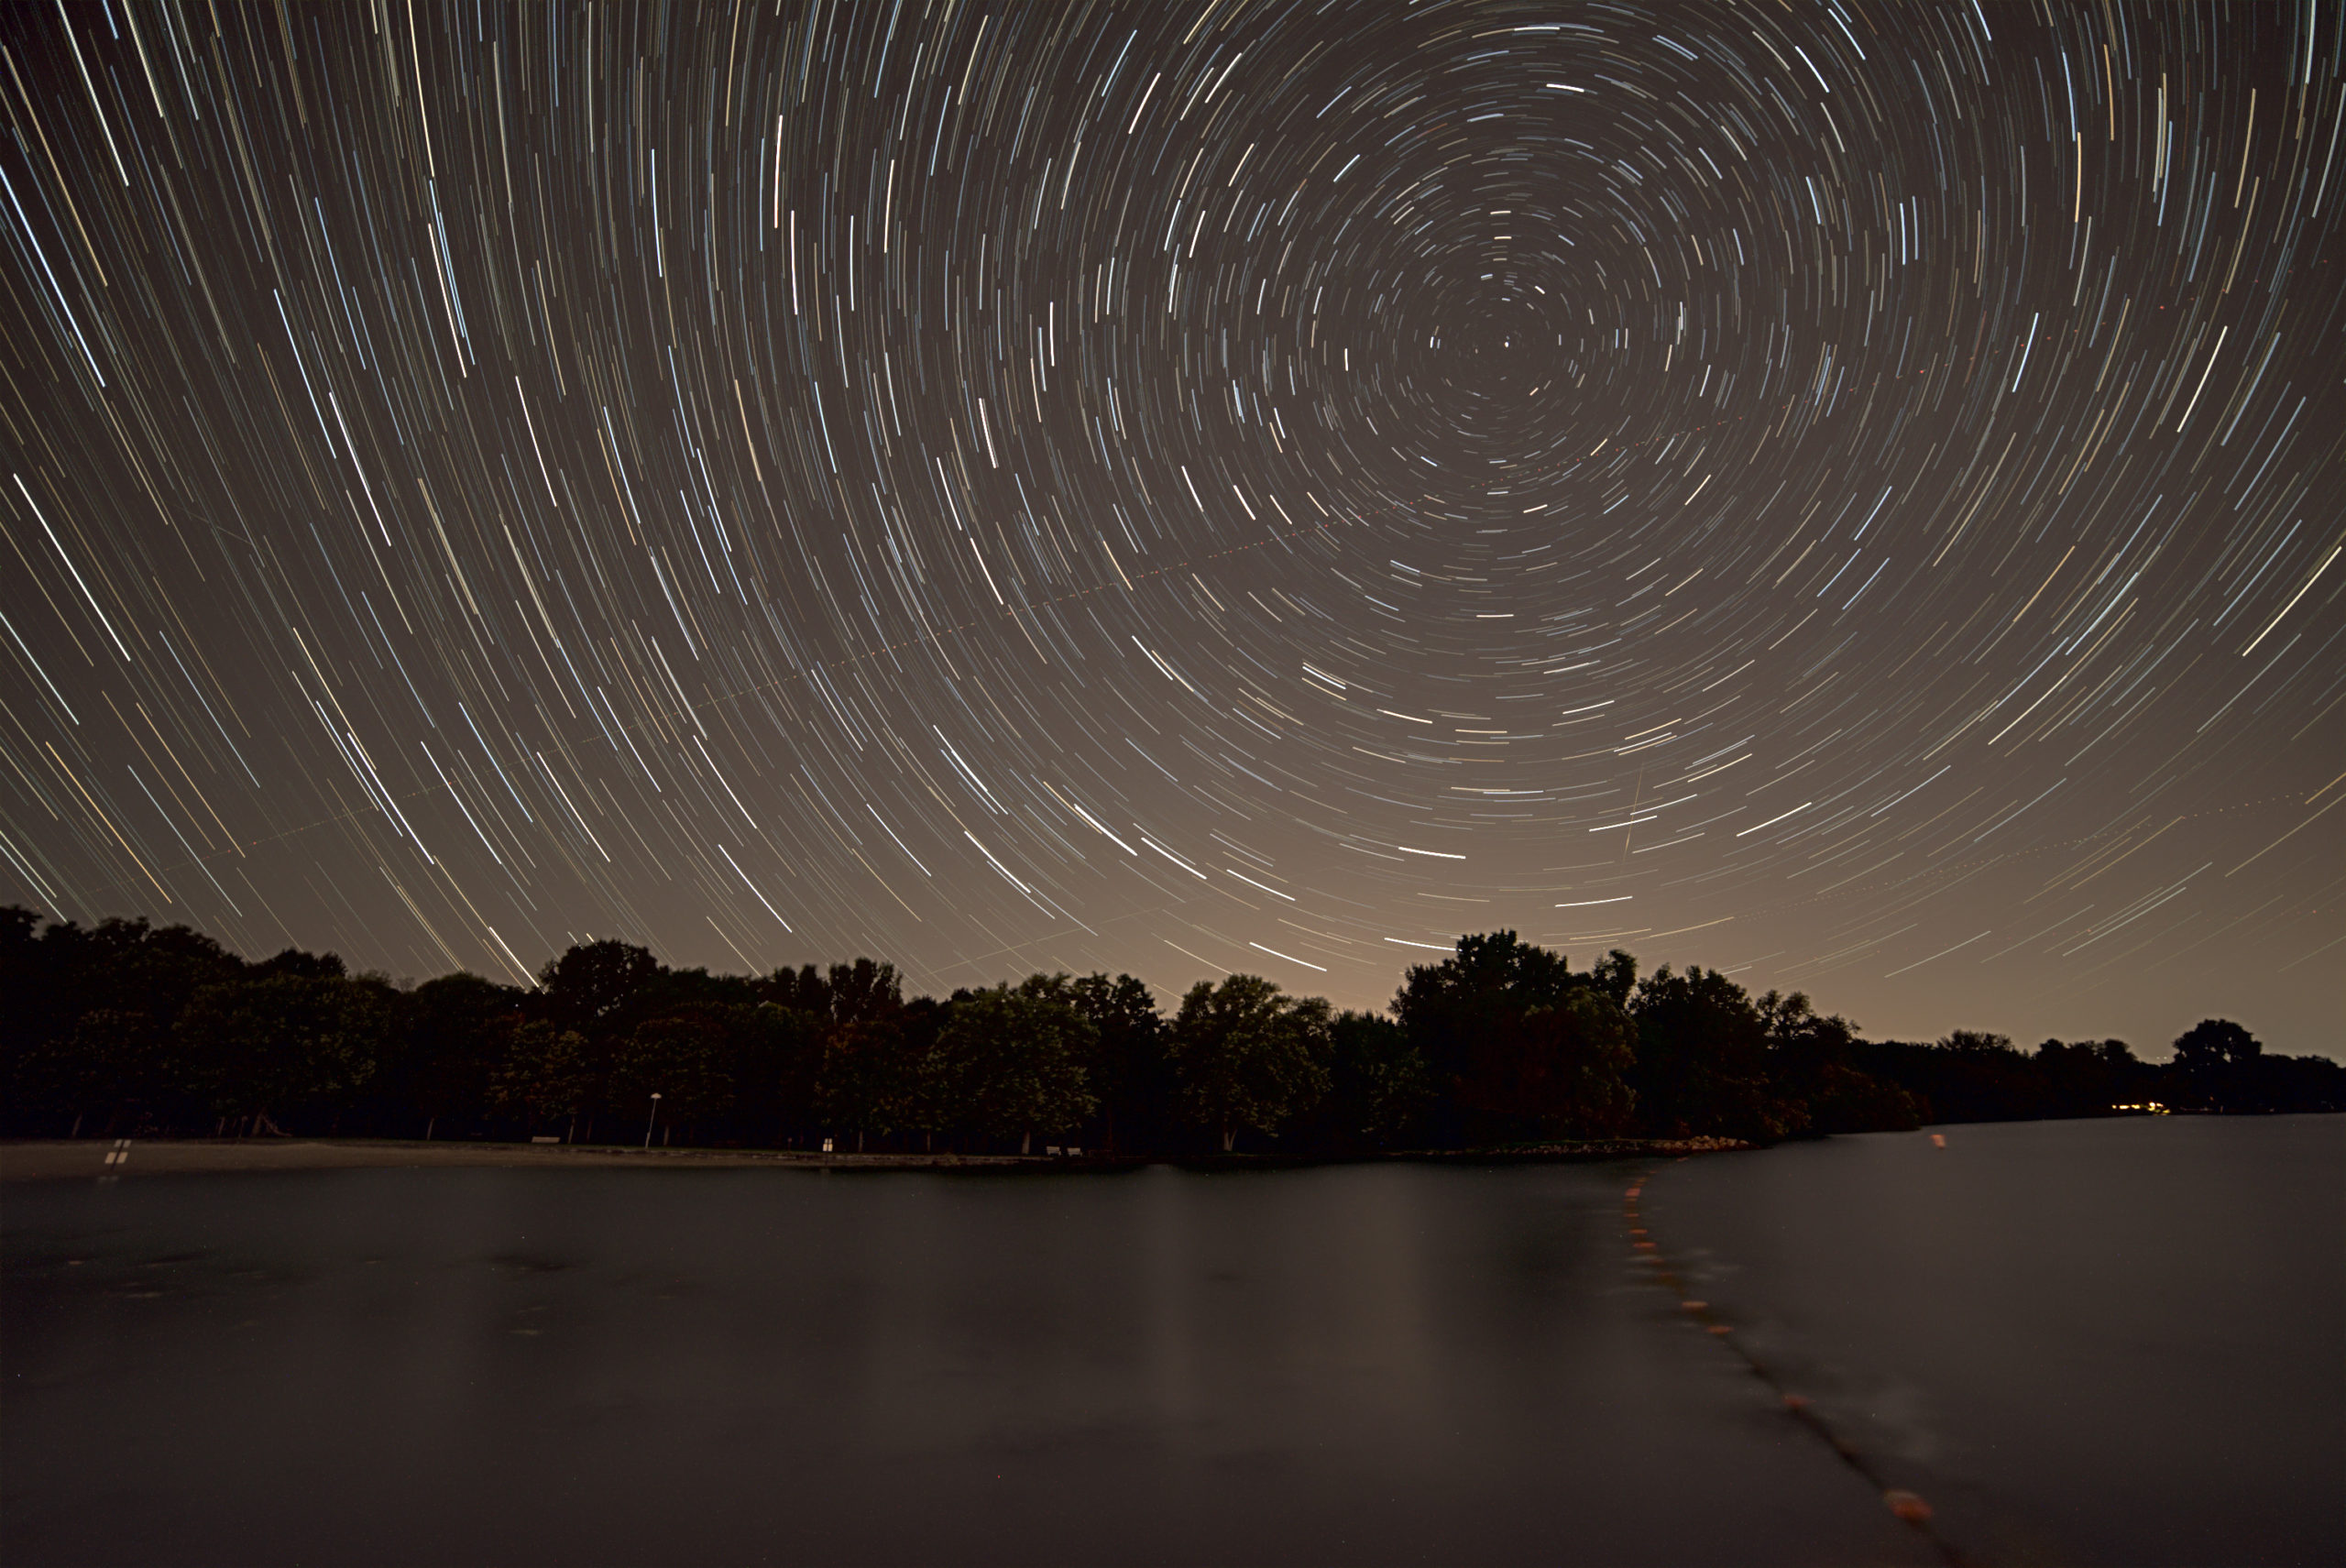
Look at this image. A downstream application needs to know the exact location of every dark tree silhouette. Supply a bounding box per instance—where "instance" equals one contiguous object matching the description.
[386,972,523,1139]
[2,914,243,1132]
[821,957,908,1026]
[1464,988,1639,1139]
[2172,1018,2260,1071]
[1069,971,1172,1153]
[2172,1019,2263,1111]
[5,905,2337,1148]
[251,947,347,981]
[488,1020,596,1137]
[537,940,659,1035]
[1320,1009,1432,1147]
[1760,991,1923,1135]
[608,1011,736,1138]
[817,1016,918,1149]
[1393,930,1625,1145]
[12,1007,164,1137]
[2034,1037,2146,1119]
[176,973,389,1135]
[1628,965,1790,1139]
[931,979,1097,1152]
[1168,974,1332,1151]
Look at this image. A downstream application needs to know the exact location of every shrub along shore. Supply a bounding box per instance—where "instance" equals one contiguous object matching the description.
[5,906,2338,1157]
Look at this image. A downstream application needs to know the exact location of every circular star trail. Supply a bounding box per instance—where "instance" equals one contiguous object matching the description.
[0,1,2340,1048]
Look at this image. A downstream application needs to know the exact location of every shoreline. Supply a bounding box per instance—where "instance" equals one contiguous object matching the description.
[0,1135,1753,1182]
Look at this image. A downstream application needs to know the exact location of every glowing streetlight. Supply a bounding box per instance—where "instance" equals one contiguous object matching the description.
[643,1091,663,1149]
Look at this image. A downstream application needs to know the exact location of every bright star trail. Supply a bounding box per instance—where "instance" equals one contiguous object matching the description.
[0,1,2339,1050]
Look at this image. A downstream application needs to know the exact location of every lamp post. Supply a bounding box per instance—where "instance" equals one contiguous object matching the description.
[643,1091,663,1149]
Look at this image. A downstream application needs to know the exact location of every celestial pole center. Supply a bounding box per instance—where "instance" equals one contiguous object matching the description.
[0,1,2338,1050]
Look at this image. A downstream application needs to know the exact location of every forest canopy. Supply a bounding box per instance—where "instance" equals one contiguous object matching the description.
[4,906,2338,1150]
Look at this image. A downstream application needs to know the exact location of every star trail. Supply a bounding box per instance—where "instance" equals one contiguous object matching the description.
[0,0,2339,1051]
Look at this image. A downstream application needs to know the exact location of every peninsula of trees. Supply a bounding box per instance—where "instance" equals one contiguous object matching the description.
[4,906,2338,1153]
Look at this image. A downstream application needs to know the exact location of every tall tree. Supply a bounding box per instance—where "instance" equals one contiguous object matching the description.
[2034,1037,2144,1119]
[0,906,52,1110]
[824,958,906,1026]
[817,1017,924,1149]
[1586,948,1639,1008]
[2171,1018,2260,1072]
[608,1012,736,1139]
[1462,988,1639,1139]
[792,959,913,1147]
[98,919,247,1021]
[1168,974,1332,1151]
[2,914,244,1131]
[387,972,523,1138]
[1629,965,1790,1139]
[1761,990,1923,1134]
[488,1020,596,1136]
[250,947,346,981]
[1322,1010,1432,1147]
[177,973,390,1134]
[932,978,1098,1152]
[1392,932,1634,1143]
[537,940,661,1035]
[10,1007,164,1136]
[1069,971,1171,1153]
[758,999,834,1143]
[722,1000,805,1143]
[2171,1019,2262,1111]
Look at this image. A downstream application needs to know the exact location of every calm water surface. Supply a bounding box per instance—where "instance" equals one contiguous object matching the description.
[1647,1113,2343,1566]
[5,1117,2337,1565]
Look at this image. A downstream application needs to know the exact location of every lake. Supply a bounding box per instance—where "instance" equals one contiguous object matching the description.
[5,1116,2338,1565]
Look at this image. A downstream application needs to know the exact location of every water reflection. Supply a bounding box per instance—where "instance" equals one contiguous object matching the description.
[1648,1115,2344,1567]
[7,1159,1935,1565]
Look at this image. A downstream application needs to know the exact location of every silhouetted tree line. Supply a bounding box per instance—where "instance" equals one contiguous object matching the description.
[1847,1019,2345,1122]
[4,908,2338,1149]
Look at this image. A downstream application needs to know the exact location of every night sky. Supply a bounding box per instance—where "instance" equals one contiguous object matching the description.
[0,2,2339,1054]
